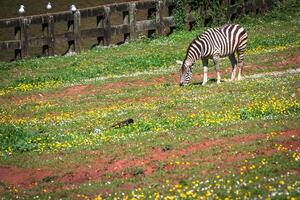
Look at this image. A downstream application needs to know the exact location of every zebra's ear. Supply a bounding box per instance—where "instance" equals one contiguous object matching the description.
[176,60,183,65]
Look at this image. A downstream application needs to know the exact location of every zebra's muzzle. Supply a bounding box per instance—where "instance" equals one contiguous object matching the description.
[179,82,187,86]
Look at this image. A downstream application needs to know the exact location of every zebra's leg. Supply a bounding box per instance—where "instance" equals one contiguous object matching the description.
[237,51,245,80]
[213,55,221,84]
[229,54,237,81]
[202,58,208,85]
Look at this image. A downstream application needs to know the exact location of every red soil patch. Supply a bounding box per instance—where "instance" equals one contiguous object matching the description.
[276,140,300,151]
[0,166,51,187]
[56,157,110,184]
[244,64,267,72]
[68,129,299,181]
[153,76,166,83]
[163,163,175,171]
[4,65,235,105]
[277,129,300,138]
[10,95,23,104]
[8,53,300,105]
[144,165,155,176]
[121,183,135,190]
[10,79,150,105]
[11,84,93,104]
[64,85,92,96]
[1,129,299,188]
[275,55,300,66]
[223,152,254,163]
[101,79,149,90]
[180,133,266,156]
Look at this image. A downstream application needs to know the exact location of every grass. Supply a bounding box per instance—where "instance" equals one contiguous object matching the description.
[0,4,299,90]
[0,2,300,199]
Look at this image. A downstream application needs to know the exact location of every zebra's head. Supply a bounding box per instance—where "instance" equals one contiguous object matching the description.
[177,60,193,86]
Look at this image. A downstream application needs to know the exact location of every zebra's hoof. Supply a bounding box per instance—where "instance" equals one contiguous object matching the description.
[202,82,207,86]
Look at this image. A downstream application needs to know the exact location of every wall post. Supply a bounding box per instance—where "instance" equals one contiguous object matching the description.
[103,6,111,46]
[14,20,21,60]
[123,8,129,42]
[67,16,75,53]
[167,3,175,34]
[156,0,163,35]
[67,10,81,54]
[96,15,104,46]
[129,2,137,41]
[20,17,29,58]
[74,10,81,53]
[42,14,55,56]
[147,7,155,37]
[48,15,55,56]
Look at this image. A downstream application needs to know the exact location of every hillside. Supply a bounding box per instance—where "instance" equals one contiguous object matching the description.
[0,1,299,199]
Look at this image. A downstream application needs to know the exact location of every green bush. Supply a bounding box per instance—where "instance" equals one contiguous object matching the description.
[0,124,39,153]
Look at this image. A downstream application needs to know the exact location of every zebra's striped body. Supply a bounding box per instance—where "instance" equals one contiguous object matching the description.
[179,24,248,86]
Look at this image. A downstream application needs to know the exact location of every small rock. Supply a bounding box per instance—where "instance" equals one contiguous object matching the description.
[93,128,103,135]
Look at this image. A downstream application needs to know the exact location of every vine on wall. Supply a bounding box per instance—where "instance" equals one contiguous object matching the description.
[172,0,186,30]
[171,0,269,30]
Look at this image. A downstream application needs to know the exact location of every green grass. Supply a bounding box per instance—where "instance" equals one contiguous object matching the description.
[0,2,300,199]
[1,73,299,155]
[0,3,299,90]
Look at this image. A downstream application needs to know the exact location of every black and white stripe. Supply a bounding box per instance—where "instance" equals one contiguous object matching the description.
[179,24,248,86]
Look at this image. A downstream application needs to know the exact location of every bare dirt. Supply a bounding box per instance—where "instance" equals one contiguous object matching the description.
[7,54,300,105]
[0,166,51,188]
[275,55,300,66]
[0,129,299,188]
[10,84,93,104]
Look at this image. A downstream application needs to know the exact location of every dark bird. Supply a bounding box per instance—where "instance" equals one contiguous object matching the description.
[111,118,134,128]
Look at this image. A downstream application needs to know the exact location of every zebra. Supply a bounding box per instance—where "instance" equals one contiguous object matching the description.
[177,24,248,86]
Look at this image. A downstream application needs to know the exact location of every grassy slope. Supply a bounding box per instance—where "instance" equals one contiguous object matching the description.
[0,2,300,199]
[0,1,299,89]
